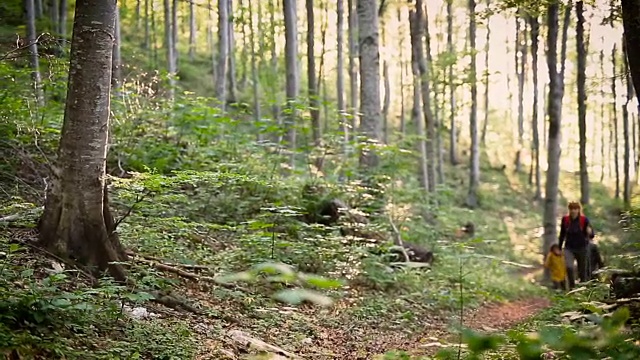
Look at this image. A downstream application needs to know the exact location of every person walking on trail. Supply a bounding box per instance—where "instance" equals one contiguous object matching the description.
[544,244,567,290]
[558,201,594,289]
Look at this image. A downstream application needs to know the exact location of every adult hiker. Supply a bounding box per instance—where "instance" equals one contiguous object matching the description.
[558,201,594,289]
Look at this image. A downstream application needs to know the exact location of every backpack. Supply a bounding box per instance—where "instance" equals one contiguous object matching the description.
[562,215,592,237]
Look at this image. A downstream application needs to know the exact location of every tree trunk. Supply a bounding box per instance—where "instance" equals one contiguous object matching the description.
[249,0,261,141]
[269,0,281,128]
[215,0,229,108]
[481,0,490,145]
[399,9,406,139]
[151,1,157,67]
[39,0,127,282]
[529,14,542,199]
[623,41,632,207]
[381,24,391,144]
[447,0,458,165]
[164,0,177,100]
[306,0,321,147]
[348,0,359,139]
[515,10,528,173]
[50,0,61,55]
[24,0,44,107]
[227,0,237,103]
[172,0,179,69]
[283,0,299,165]
[621,0,640,104]
[410,8,429,191]
[613,44,620,198]
[59,0,67,51]
[542,1,563,261]
[35,0,42,18]
[112,7,122,89]
[357,0,382,169]
[466,0,480,208]
[239,0,249,90]
[576,1,589,205]
[337,0,347,148]
[600,48,606,182]
[144,0,150,50]
[189,0,196,61]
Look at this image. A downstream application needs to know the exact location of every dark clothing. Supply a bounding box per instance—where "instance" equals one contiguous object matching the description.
[565,247,590,289]
[553,280,567,291]
[558,215,593,250]
[589,242,605,272]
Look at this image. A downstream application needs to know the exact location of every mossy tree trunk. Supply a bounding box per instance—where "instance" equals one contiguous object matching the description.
[39,0,127,282]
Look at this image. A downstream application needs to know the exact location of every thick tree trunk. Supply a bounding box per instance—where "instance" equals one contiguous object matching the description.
[621,0,640,103]
[39,0,127,282]
[529,15,542,199]
[189,0,196,61]
[466,0,480,208]
[215,0,229,108]
[337,0,347,148]
[542,1,562,261]
[576,1,589,205]
[357,0,382,169]
[24,0,44,106]
[112,7,122,89]
[348,0,359,139]
[283,0,299,165]
[447,0,458,165]
[410,8,428,191]
[306,0,321,146]
[624,41,632,207]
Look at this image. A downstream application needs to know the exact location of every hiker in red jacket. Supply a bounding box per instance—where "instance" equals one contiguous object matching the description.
[558,201,594,289]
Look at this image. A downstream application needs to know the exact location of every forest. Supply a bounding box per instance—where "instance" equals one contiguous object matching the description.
[2,0,640,358]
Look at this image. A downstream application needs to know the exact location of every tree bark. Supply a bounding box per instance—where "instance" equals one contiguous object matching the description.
[215,0,229,108]
[50,0,61,55]
[357,0,382,169]
[112,7,122,89]
[623,40,632,207]
[172,0,179,69]
[306,0,321,146]
[576,1,589,205]
[410,8,429,191]
[466,0,480,208]
[189,0,196,61]
[621,0,640,103]
[59,0,67,51]
[164,0,177,100]
[481,0,490,145]
[613,44,620,198]
[39,0,127,282]
[514,11,527,172]
[600,48,606,182]
[249,0,261,141]
[337,0,347,148]
[283,0,299,165]
[24,0,44,107]
[447,0,458,165]
[348,0,359,139]
[529,14,542,199]
[227,0,237,103]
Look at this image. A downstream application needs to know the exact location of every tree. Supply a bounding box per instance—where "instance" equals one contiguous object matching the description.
[39,0,127,282]
[188,0,196,61]
[24,0,44,106]
[112,6,122,89]
[59,0,68,51]
[612,44,620,198]
[249,0,261,141]
[306,0,321,146]
[348,0,359,138]
[514,10,528,173]
[481,0,491,145]
[337,0,347,147]
[623,41,632,207]
[357,0,382,168]
[215,0,230,108]
[164,0,177,99]
[466,0,480,208]
[621,0,640,100]
[227,0,238,103]
[576,0,589,205]
[447,0,458,165]
[529,14,542,200]
[410,6,429,191]
[283,0,300,163]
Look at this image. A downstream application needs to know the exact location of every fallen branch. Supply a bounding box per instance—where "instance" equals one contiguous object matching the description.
[387,213,410,262]
[0,207,43,223]
[124,250,211,270]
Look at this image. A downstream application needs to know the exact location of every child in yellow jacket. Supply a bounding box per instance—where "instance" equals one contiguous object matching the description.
[544,244,567,290]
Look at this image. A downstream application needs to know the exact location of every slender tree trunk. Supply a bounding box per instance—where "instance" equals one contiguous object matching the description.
[164,0,177,99]
[357,0,382,169]
[381,23,391,144]
[623,40,632,207]
[481,0,491,145]
[249,0,262,141]
[227,0,237,103]
[50,0,61,55]
[410,8,429,190]
[269,0,280,127]
[348,0,359,139]
[600,48,606,182]
[466,0,480,207]
[144,0,150,50]
[337,0,347,149]
[529,15,542,199]
[283,0,299,165]
[542,1,564,262]
[172,0,179,69]
[39,0,127,282]
[151,1,158,67]
[136,0,141,29]
[35,0,42,18]
[215,0,229,108]
[189,0,196,61]
[306,0,321,146]
[613,44,620,198]
[516,11,528,173]
[25,0,44,107]
[59,0,67,51]
[112,7,122,89]
[447,0,458,165]
[399,8,406,139]
[576,1,589,205]
[239,0,249,90]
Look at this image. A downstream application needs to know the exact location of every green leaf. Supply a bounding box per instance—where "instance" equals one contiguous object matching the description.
[298,274,343,289]
[214,271,255,284]
[272,289,333,307]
